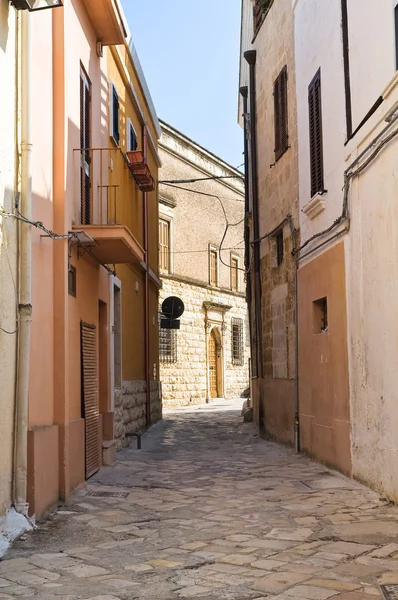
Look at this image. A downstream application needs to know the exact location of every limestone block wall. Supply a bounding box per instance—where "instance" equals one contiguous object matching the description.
[114,380,162,450]
[160,276,250,408]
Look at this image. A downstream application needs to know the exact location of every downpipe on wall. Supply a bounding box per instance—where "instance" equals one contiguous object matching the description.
[244,50,264,394]
[13,10,32,516]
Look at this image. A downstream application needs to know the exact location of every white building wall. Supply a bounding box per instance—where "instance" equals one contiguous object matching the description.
[294,0,346,245]
[0,0,17,515]
[344,2,398,499]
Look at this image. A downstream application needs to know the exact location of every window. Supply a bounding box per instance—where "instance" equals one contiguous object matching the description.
[159,316,178,363]
[126,118,138,152]
[276,231,284,266]
[274,66,289,161]
[110,83,120,145]
[313,297,328,334]
[231,256,239,292]
[80,67,91,225]
[159,219,170,273]
[232,318,244,366]
[68,264,76,297]
[209,248,218,287]
[253,0,273,35]
[308,69,324,198]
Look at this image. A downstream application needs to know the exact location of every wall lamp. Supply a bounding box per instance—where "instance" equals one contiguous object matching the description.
[10,0,63,11]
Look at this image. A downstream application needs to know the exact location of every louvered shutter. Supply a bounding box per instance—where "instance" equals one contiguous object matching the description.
[308,69,324,197]
[81,322,100,479]
[274,66,288,161]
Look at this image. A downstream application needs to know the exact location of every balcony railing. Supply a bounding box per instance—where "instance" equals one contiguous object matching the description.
[72,147,147,265]
[74,147,154,228]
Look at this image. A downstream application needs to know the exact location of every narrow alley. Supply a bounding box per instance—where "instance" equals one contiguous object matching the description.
[2,404,398,600]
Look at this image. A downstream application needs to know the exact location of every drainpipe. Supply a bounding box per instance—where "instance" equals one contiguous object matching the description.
[244,50,263,382]
[240,85,254,402]
[143,127,151,426]
[14,10,32,515]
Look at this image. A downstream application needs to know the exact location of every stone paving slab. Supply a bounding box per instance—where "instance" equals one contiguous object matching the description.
[2,400,398,599]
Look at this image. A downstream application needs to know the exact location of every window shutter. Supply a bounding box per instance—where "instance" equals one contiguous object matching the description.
[80,70,91,225]
[274,66,288,161]
[111,84,120,145]
[308,69,324,197]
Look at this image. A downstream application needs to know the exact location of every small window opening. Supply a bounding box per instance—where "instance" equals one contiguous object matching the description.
[313,297,328,333]
[276,231,284,266]
[68,265,76,297]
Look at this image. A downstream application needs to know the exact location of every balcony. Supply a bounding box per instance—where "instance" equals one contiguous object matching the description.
[73,147,145,266]
[81,0,126,46]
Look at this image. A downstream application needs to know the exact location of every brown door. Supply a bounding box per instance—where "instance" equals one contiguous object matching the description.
[209,329,218,398]
[81,321,100,479]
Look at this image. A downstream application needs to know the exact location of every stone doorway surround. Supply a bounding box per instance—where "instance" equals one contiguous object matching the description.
[204,301,231,402]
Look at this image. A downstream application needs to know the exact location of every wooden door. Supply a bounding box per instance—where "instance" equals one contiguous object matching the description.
[209,329,218,398]
[81,321,100,479]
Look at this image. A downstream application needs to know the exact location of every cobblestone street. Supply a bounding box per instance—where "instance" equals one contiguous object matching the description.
[2,402,398,599]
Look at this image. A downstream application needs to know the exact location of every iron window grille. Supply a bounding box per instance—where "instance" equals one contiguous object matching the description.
[159,313,177,363]
[232,318,244,366]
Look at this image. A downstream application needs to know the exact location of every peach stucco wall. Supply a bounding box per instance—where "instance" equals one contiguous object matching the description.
[298,242,351,476]
[27,0,112,516]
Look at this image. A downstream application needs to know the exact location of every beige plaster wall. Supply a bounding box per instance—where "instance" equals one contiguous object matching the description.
[240,0,299,443]
[159,124,245,290]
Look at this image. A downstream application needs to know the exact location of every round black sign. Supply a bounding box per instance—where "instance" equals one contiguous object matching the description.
[161,296,185,319]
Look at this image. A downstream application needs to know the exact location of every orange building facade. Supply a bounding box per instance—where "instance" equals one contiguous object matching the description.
[0,0,161,521]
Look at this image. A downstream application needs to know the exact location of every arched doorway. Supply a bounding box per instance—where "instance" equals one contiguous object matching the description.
[209,327,222,398]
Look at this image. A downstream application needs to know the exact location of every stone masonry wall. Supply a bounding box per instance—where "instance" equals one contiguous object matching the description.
[160,277,250,408]
[114,380,162,450]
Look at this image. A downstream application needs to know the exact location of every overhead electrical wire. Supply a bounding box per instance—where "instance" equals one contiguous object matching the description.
[159,175,244,184]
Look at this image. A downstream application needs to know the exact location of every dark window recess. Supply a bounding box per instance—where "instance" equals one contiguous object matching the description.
[308,69,324,197]
[274,66,289,160]
[395,4,398,70]
[129,123,138,151]
[276,231,284,266]
[159,314,177,363]
[80,68,91,225]
[253,0,273,35]
[68,264,76,297]
[112,85,120,145]
[313,297,328,334]
[232,317,244,366]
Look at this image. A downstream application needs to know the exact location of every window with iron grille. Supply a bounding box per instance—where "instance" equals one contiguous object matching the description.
[232,318,244,366]
[159,315,178,363]
[253,0,273,35]
[274,66,289,161]
[308,69,324,198]
[159,219,170,273]
[110,83,120,145]
[80,67,91,225]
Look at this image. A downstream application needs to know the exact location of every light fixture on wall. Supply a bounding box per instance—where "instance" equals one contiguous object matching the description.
[10,0,63,11]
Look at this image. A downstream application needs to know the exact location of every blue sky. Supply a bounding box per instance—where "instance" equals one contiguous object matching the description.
[121,0,244,169]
